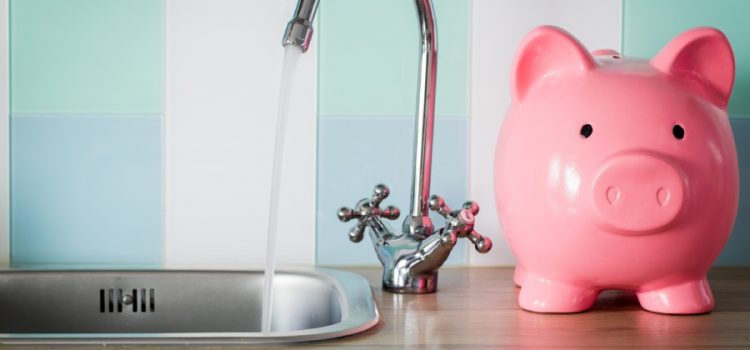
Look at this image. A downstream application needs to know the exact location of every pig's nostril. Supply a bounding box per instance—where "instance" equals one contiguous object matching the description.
[657,187,671,206]
[606,186,620,204]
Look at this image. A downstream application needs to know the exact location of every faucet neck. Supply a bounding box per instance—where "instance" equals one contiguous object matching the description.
[330,2,491,294]
[405,0,438,236]
[284,0,440,238]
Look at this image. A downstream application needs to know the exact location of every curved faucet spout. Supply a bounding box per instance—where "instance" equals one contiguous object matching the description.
[286,1,492,294]
[284,0,437,230]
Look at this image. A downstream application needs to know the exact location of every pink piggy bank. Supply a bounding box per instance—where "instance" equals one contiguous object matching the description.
[495,26,739,314]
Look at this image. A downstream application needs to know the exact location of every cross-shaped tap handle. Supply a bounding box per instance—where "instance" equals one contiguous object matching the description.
[338,184,401,243]
[428,195,492,253]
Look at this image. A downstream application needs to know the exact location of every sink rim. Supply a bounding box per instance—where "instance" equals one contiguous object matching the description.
[0,267,380,344]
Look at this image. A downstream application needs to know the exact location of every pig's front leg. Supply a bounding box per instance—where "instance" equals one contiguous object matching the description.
[518,272,599,313]
[636,277,714,314]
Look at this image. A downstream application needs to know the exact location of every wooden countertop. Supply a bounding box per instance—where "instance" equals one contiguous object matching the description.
[313,267,750,349]
[3,267,749,349]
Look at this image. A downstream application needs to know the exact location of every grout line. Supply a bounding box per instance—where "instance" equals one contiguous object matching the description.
[9,112,164,118]
[466,0,475,265]
[620,0,625,54]
[0,0,9,265]
[160,0,167,268]
[314,3,321,266]
[318,114,468,121]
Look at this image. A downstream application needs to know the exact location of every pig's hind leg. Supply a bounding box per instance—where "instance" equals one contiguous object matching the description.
[636,277,714,314]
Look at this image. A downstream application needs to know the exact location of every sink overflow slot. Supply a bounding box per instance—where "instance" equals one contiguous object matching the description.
[99,288,155,313]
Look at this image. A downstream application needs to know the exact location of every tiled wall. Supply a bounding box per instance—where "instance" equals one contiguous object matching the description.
[0,0,9,265]
[8,0,164,266]
[3,0,319,268]
[1,0,749,267]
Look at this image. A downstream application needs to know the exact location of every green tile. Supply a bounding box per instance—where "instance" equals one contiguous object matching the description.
[623,0,750,116]
[318,0,469,117]
[10,0,163,113]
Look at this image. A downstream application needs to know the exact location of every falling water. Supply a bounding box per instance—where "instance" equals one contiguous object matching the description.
[261,45,303,334]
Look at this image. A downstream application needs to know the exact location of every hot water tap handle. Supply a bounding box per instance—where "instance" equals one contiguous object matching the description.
[428,195,493,253]
[338,184,401,243]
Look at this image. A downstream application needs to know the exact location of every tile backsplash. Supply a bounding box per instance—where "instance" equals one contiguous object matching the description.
[8,0,164,266]
[1,0,749,267]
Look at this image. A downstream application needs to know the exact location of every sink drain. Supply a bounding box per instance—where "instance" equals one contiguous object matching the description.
[99,288,155,313]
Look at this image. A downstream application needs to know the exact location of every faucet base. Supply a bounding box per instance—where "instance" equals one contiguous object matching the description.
[382,271,438,294]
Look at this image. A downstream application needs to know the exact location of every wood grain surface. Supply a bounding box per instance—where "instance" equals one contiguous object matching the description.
[1,267,749,349]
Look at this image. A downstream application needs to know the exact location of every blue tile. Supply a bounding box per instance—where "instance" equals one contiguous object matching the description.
[10,114,163,266]
[718,118,750,265]
[316,115,469,266]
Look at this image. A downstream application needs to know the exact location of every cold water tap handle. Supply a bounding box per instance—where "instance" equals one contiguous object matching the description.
[429,195,492,253]
[338,184,401,243]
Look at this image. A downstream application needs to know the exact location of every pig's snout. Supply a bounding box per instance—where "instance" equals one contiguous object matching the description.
[592,153,685,234]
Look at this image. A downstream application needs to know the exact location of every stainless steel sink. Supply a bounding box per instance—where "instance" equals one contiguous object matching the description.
[0,268,379,344]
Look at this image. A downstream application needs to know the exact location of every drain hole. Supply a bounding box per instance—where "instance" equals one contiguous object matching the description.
[133,289,138,312]
[141,289,147,312]
[117,289,123,312]
[108,289,114,313]
[99,289,105,313]
[150,289,155,312]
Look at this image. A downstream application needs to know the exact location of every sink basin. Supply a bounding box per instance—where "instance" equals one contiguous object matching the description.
[0,268,379,344]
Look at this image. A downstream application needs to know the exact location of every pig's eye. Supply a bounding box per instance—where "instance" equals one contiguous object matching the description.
[580,124,593,139]
[673,124,685,140]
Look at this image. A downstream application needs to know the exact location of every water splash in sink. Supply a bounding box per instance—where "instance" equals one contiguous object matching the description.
[262,45,303,334]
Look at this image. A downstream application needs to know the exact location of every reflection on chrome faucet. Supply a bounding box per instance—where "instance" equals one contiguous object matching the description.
[283,0,492,293]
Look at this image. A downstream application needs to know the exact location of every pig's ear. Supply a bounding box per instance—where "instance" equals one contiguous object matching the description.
[512,26,595,103]
[651,27,735,109]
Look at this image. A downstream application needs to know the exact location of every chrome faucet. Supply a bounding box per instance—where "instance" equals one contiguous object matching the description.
[283,0,492,294]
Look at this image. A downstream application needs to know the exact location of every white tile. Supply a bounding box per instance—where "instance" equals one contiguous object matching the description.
[164,0,316,267]
[0,0,9,265]
[469,0,623,266]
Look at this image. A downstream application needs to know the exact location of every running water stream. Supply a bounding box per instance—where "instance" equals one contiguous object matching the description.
[261,45,303,334]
